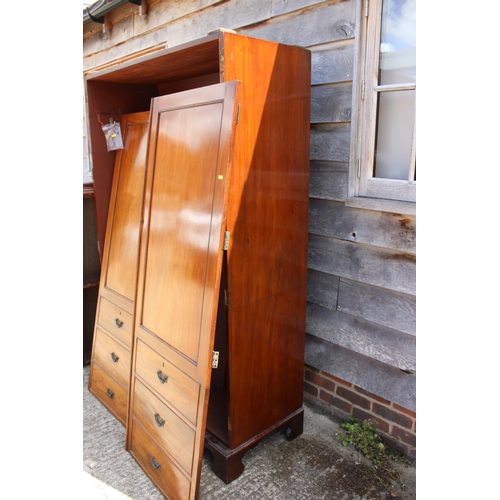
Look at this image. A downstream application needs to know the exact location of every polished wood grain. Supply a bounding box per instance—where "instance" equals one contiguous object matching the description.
[134,339,200,425]
[96,297,133,348]
[88,36,220,87]
[89,111,150,426]
[132,378,196,475]
[220,33,311,448]
[133,81,240,379]
[104,115,149,302]
[129,419,191,500]
[90,362,129,425]
[93,328,131,390]
[140,100,225,363]
[128,81,240,500]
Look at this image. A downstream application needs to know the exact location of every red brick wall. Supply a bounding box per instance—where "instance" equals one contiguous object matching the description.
[304,364,416,459]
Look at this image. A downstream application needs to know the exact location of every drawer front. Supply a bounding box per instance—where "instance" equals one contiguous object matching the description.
[93,328,131,390]
[97,297,133,347]
[89,362,128,425]
[133,378,195,475]
[129,419,191,500]
[135,339,200,425]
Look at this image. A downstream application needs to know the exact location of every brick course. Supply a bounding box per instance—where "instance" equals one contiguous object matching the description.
[303,364,416,459]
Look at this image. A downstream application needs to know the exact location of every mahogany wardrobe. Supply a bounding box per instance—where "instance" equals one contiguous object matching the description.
[86,30,311,500]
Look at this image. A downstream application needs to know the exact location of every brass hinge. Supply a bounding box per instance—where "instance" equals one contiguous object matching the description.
[236,103,240,124]
[224,289,229,307]
[223,231,230,250]
[212,351,219,369]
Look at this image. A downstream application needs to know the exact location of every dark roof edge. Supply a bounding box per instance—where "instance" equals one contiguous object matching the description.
[83,0,137,25]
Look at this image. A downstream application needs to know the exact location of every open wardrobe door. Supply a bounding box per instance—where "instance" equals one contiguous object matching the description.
[88,111,149,425]
[126,81,241,500]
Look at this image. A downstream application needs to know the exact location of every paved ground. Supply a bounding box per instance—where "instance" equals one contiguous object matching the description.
[83,366,416,499]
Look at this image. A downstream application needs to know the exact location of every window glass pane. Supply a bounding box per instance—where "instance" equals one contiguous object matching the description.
[373,89,415,180]
[379,0,416,85]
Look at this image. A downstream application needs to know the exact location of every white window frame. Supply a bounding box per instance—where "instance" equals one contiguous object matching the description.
[347,0,416,215]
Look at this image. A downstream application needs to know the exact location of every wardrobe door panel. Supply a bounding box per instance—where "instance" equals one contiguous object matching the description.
[129,81,240,500]
[135,81,240,378]
[103,114,149,302]
[141,101,225,363]
[89,111,149,424]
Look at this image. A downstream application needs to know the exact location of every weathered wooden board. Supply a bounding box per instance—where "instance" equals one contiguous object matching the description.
[133,0,220,27]
[309,163,349,201]
[308,234,416,295]
[306,302,415,371]
[84,0,272,70]
[337,278,416,336]
[307,269,340,310]
[84,0,356,75]
[308,199,416,253]
[304,334,416,411]
[270,0,343,18]
[311,82,352,124]
[241,0,356,47]
[310,123,351,162]
[311,40,354,85]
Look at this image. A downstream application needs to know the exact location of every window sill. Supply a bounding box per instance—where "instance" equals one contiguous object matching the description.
[345,197,416,216]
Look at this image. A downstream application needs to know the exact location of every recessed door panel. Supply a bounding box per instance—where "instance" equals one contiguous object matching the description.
[104,112,149,302]
[137,82,239,372]
[142,102,224,363]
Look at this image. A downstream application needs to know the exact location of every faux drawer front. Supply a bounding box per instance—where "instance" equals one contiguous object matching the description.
[133,378,196,475]
[89,362,128,425]
[93,328,131,390]
[97,297,133,347]
[129,419,191,500]
[135,339,200,425]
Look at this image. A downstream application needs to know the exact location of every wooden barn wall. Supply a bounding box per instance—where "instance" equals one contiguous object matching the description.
[83,0,416,412]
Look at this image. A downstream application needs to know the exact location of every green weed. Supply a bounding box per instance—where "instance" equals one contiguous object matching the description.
[336,415,413,495]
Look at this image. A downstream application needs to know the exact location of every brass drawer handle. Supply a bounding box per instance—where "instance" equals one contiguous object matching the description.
[156,370,168,384]
[107,388,114,399]
[111,352,119,363]
[151,456,161,470]
[115,318,124,328]
[154,413,165,427]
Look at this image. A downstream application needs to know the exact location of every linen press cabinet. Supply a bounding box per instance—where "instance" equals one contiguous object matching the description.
[85,31,311,499]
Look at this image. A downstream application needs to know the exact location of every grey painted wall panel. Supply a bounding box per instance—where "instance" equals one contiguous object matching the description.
[311,41,354,84]
[310,124,351,162]
[306,302,416,371]
[308,234,416,295]
[309,199,416,253]
[338,278,416,336]
[241,0,356,47]
[309,168,349,201]
[305,334,416,411]
[311,82,352,123]
[307,269,340,310]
